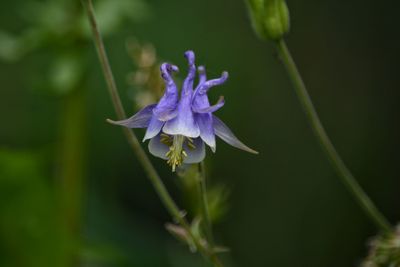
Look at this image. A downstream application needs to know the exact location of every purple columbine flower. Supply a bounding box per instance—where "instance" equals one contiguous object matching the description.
[109,51,258,171]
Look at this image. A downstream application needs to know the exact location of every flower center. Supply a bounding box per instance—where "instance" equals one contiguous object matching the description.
[161,134,196,171]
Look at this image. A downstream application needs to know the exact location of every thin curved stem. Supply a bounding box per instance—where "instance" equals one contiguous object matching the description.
[198,162,214,246]
[275,39,391,233]
[80,0,181,230]
[80,0,224,265]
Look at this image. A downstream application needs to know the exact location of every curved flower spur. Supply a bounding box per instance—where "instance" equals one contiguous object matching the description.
[108,51,258,171]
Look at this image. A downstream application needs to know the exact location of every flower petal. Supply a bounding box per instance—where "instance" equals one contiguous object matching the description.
[195,65,207,89]
[194,71,228,97]
[107,104,156,128]
[212,115,258,154]
[192,93,210,111]
[148,134,169,160]
[183,138,205,163]
[193,96,225,114]
[143,117,164,141]
[162,52,200,137]
[182,51,196,93]
[163,108,200,138]
[152,63,179,121]
[195,113,216,152]
[153,103,178,121]
[163,89,200,138]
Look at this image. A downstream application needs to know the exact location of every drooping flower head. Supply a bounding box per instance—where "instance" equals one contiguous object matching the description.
[109,51,258,171]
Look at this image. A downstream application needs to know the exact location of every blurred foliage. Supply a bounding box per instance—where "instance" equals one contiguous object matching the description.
[165,164,230,255]
[126,38,164,108]
[0,149,69,267]
[0,0,399,267]
[177,165,229,224]
[362,225,400,267]
[0,0,149,95]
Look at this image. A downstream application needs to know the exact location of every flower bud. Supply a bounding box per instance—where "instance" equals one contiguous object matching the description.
[246,0,290,41]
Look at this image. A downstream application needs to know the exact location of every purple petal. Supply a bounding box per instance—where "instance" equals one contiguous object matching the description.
[183,138,205,163]
[161,62,179,75]
[182,51,196,93]
[153,102,178,121]
[195,113,216,152]
[143,117,164,141]
[107,104,156,128]
[194,71,228,98]
[148,134,169,160]
[163,102,200,138]
[193,96,225,114]
[192,93,210,111]
[212,115,258,154]
[152,63,179,121]
[163,85,200,138]
[196,65,207,88]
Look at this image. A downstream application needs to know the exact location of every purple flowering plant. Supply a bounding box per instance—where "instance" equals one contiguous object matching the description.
[109,50,257,171]
[81,0,397,265]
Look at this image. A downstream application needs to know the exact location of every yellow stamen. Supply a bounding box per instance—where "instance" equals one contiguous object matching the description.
[164,135,197,171]
[187,138,196,150]
[160,133,173,146]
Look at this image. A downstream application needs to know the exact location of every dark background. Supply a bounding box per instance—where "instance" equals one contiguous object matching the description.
[0,0,399,266]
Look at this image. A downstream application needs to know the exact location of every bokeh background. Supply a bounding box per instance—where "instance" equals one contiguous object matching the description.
[0,0,399,266]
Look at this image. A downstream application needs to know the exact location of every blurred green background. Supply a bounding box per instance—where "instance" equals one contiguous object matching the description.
[0,0,399,266]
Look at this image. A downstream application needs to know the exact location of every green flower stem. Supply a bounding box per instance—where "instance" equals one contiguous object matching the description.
[80,0,224,266]
[275,39,392,233]
[198,162,214,246]
[197,162,224,267]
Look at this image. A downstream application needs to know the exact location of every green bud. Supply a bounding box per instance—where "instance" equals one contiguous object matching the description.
[245,0,266,40]
[245,0,290,41]
[264,0,290,40]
